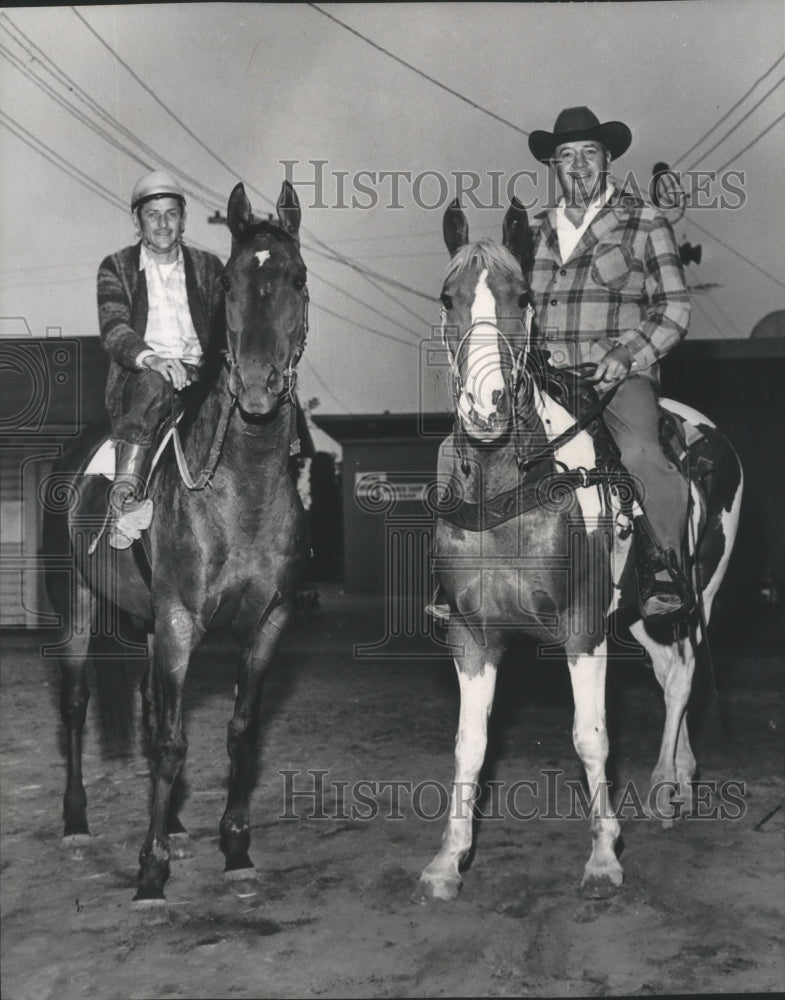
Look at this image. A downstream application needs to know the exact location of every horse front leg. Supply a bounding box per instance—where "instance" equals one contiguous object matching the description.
[140,649,189,847]
[220,603,290,882]
[417,624,501,902]
[630,621,697,823]
[568,640,623,895]
[59,584,95,840]
[134,609,199,904]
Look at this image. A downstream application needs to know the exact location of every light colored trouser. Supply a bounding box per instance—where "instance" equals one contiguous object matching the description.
[602,375,688,555]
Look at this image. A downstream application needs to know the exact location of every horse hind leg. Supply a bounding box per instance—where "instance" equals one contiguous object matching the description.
[56,582,95,841]
[416,626,500,902]
[220,604,291,887]
[630,621,697,824]
[568,641,623,895]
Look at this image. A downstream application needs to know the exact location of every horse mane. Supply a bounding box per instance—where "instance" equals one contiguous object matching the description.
[444,238,522,285]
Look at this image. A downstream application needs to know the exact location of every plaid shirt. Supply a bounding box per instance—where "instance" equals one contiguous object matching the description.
[526,187,690,381]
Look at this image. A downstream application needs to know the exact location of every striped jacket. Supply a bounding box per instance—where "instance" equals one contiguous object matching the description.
[526,189,690,382]
[97,242,225,424]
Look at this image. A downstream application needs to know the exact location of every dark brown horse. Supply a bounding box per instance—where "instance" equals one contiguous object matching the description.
[417,199,743,901]
[44,181,309,904]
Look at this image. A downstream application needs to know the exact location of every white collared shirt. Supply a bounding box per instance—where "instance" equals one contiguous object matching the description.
[555,181,614,263]
[135,245,202,367]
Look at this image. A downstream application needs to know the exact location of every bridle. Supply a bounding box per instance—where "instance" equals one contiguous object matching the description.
[223,284,309,405]
[171,254,309,492]
[441,301,533,472]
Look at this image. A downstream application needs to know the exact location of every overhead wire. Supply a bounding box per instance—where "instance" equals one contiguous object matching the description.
[673,52,784,166]
[311,302,420,350]
[687,216,785,290]
[0,14,224,211]
[300,356,355,414]
[684,76,785,172]
[306,3,530,137]
[5,10,427,349]
[714,109,785,174]
[70,5,435,322]
[0,108,126,211]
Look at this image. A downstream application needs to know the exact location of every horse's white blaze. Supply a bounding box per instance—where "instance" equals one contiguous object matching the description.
[254,250,271,269]
[536,387,603,533]
[461,269,506,421]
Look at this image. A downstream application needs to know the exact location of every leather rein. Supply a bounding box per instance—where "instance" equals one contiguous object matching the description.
[171,283,309,492]
[439,305,622,530]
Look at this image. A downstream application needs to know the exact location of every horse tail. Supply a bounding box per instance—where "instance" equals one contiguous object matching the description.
[88,605,145,757]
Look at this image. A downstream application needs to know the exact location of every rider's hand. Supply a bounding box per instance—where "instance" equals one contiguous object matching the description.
[143,355,189,390]
[589,345,632,389]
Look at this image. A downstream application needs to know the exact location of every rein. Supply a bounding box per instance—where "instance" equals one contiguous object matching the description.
[170,389,237,491]
[442,297,626,529]
[170,277,309,492]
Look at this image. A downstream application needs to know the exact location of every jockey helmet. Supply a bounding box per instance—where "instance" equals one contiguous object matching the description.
[131,170,186,211]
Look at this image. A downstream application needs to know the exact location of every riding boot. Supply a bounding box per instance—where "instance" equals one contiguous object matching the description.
[108,441,154,550]
[633,515,695,625]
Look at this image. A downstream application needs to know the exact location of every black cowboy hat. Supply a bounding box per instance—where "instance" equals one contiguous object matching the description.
[528,106,632,163]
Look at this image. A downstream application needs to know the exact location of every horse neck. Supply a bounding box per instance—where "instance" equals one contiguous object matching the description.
[184,371,294,482]
[452,428,521,498]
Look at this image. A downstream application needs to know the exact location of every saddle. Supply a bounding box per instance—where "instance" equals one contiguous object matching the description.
[542,362,714,489]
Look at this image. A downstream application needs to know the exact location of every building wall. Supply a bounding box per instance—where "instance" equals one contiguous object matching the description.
[0,337,108,625]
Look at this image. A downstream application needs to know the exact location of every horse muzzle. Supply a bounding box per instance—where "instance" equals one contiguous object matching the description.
[457,388,512,442]
[229,364,287,416]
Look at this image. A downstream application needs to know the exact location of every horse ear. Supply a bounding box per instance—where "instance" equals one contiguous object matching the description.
[227,183,254,239]
[502,197,532,267]
[277,181,301,241]
[443,199,469,257]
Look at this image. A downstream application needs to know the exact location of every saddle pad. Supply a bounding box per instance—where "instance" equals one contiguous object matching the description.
[83,424,178,480]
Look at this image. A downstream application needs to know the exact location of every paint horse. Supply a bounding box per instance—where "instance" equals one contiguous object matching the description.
[417,199,743,900]
[45,181,310,904]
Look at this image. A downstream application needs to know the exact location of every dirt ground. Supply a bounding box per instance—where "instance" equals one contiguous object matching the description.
[1,585,783,999]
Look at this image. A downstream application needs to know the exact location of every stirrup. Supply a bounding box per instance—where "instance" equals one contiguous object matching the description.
[638,549,695,625]
[425,602,451,622]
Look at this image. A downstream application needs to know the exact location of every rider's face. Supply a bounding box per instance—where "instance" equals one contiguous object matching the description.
[553,141,610,207]
[135,197,185,261]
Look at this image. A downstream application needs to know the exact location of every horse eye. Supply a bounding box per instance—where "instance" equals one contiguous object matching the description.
[220,273,231,292]
[293,274,306,291]
[518,292,529,309]
[441,293,453,311]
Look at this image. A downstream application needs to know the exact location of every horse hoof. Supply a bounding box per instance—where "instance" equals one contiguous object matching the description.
[224,868,259,899]
[61,833,92,860]
[130,896,169,923]
[411,875,462,904]
[580,871,623,900]
[62,833,92,847]
[169,833,193,860]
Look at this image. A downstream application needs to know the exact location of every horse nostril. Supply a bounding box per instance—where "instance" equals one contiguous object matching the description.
[266,366,283,393]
